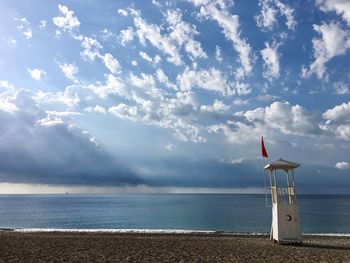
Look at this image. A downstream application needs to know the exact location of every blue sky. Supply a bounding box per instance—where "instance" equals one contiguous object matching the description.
[0,0,350,193]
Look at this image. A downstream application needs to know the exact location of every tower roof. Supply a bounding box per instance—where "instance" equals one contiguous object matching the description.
[264,158,300,171]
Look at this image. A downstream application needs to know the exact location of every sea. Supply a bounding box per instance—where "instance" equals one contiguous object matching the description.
[0,194,349,234]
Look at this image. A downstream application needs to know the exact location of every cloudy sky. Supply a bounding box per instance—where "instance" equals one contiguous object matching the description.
[0,0,350,194]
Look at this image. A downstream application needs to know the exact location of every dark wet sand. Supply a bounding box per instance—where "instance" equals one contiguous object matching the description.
[0,232,349,262]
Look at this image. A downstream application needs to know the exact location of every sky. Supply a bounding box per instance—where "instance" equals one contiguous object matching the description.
[0,0,350,194]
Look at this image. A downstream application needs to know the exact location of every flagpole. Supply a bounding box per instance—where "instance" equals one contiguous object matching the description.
[261,137,270,207]
[262,156,270,207]
[261,136,273,239]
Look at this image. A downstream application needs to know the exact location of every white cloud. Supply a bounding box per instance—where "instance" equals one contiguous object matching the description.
[125,8,207,65]
[85,105,106,114]
[208,122,250,144]
[164,143,173,151]
[77,36,121,76]
[102,53,120,74]
[209,101,322,144]
[333,125,350,140]
[316,0,350,26]
[303,22,350,79]
[130,9,182,65]
[22,29,32,39]
[37,111,80,127]
[320,101,350,141]
[185,40,207,59]
[0,89,29,114]
[177,67,251,96]
[94,73,207,143]
[0,80,15,90]
[79,36,102,61]
[39,20,47,30]
[245,102,321,136]
[0,90,19,113]
[131,60,138,66]
[193,1,252,78]
[234,82,252,96]
[323,101,350,122]
[255,0,278,30]
[192,0,211,6]
[255,0,296,31]
[5,37,16,46]
[153,55,162,65]
[28,68,46,81]
[215,45,223,63]
[230,158,245,164]
[34,87,81,108]
[120,93,202,142]
[87,74,126,99]
[0,101,18,114]
[275,0,296,30]
[200,99,230,113]
[117,9,129,17]
[129,73,155,88]
[53,4,80,31]
[155,69,167,83]
[335,161,350,170]
[167,9,207,60]
[177,67,227,95]
[119,27,134,46]
[101,28,113,41]
[59,63,78,81]
[256,94,279,102]
[15,17,32,39]
[333,82,350,95]
[152,0,162,8]
[42,58,255,145]
[233,98,249,105]
[156,69,177,89]
[55,30,61,38]
[108,103,138,121]
[77,36,120,76]
[139,51,153,62]
[261,41,280,80]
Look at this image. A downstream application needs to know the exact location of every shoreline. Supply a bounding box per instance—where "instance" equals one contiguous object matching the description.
[0,231,349,262]
[1,227,350,237]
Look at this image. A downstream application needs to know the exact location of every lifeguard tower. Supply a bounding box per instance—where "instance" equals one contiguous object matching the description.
[264,159,302,243]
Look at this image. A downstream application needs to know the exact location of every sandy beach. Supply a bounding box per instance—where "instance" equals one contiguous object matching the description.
[0,232,349,262]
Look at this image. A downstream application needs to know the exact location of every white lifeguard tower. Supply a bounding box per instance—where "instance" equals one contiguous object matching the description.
[264,159,302,243]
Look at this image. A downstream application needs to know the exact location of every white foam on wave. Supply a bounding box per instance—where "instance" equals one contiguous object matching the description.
[4,228,350,237]
[14,228,217,234]
[304,233,350,237]
[13,228,269,235]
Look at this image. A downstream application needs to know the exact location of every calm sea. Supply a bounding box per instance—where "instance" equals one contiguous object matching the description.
[0,194,349,234]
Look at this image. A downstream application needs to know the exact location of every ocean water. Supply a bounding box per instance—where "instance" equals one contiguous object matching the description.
[0,194,349,234]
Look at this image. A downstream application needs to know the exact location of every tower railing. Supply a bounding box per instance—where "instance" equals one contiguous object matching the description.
[270,186,296,205]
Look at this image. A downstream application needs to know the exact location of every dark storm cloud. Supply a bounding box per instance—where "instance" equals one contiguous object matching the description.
[136,158,266,188]
[136,157,350,193]
[0,89,142,186]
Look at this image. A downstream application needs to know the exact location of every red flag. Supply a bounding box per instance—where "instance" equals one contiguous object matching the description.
[261,136,268,158]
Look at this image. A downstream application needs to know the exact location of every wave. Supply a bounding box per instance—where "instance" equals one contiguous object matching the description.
[1,228,349,236]
[303,233,350,237]
[14,228,216,234]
